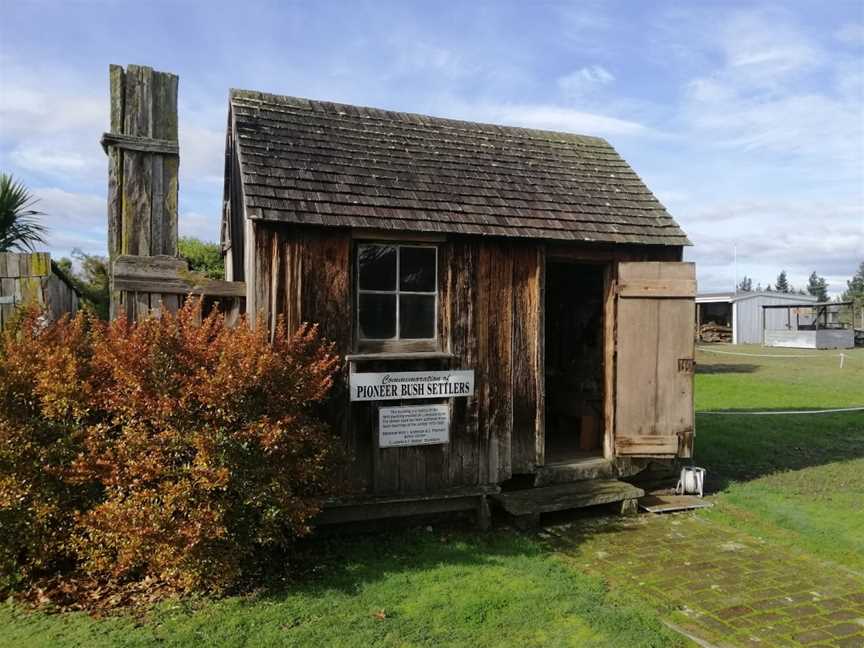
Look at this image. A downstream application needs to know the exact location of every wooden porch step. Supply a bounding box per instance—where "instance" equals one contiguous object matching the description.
[534,457,616,487]
[490,479,644,526]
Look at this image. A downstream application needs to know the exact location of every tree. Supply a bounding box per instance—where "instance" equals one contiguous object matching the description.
[841,262,864,303]
[737,276,752,292]
[775,270,789,293]
[841,262,864,327]
[0,173,47,251]
[178,236,224,280]
[806,271,828,302]
[56,249,110,319]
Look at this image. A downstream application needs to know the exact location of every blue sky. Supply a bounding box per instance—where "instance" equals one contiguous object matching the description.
[1,0,862,294]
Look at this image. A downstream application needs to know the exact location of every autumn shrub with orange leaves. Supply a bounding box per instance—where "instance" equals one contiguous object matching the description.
[0,301,342,605]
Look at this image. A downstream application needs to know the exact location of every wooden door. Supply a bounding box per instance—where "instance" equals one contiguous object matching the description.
[614,262,696,458]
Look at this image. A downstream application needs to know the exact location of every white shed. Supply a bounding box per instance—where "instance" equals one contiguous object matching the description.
[695,291,818,345]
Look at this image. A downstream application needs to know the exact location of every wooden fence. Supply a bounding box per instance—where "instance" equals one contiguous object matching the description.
[0,252,80,330]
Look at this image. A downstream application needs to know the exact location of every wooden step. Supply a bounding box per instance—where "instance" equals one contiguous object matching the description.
[534,457,616,486]
[491,479,644,525]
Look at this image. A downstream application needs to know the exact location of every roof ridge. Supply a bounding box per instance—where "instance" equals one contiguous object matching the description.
[229,88,612,147]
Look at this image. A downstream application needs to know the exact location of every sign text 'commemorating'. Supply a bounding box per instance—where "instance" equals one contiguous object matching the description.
[350,369,474,402]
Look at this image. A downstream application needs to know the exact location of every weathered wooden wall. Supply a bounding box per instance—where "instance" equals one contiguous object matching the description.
[104,64,180,320]
[0,252,79,330]
[251,223,545,495]
[249,223,687,495]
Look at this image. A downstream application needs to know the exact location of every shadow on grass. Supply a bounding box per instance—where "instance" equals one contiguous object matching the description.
[696,363,760,374]
[257,507,638,602]
[694,410,864,490]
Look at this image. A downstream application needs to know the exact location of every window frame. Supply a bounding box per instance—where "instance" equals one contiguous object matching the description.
[355,242,439,352]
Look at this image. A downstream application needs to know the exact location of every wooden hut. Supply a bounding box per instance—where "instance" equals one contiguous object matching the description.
[220,90,696,526]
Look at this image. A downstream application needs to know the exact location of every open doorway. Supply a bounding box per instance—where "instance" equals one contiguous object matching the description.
[544,262,606,464]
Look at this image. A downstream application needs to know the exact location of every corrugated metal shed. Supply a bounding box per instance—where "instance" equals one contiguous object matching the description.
[696,291,818,344]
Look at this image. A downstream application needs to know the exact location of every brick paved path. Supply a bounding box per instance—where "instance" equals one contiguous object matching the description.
[542,513,864,648]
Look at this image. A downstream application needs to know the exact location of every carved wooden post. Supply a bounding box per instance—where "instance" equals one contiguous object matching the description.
[103,64,180,320]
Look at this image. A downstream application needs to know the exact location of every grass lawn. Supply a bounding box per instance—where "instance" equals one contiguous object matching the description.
[0,532,682,648]
[694,344,864,572]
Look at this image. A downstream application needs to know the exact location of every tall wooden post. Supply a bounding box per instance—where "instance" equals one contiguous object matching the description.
[103,64,180,319]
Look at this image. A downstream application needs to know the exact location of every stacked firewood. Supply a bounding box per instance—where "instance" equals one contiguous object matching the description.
[699,323,732,343]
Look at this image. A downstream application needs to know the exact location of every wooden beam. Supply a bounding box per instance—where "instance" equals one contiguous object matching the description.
[100,132,179,155]
[618,278,697,298]
[113,255,246,297]
[112,276,246,298]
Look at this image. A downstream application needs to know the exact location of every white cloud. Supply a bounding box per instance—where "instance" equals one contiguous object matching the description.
[455,102,651,137]
[718,9,823,84]
[386,41,481,80]
[23,187,107,258]
[557,65,615,99]
[680,9,864,173]
[681,199,863,296]
[0,85,105,139]
[9,146,93,174]
[0,60,107,184]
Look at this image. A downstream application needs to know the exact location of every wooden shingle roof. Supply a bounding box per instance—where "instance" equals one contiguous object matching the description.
[229,89,690,246]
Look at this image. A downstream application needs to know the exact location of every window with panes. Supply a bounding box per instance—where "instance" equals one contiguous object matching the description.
[356,244,438,348]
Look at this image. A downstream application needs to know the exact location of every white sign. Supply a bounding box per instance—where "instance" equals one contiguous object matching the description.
[379,405,450,448]
[350,369,474,402]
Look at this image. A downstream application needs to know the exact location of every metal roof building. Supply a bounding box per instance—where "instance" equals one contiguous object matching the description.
[696,291,818,344]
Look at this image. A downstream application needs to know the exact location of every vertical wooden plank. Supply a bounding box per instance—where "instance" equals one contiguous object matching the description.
[474,244,492,484]
[162,293,180,315]
[107,64,125,270]
[135,292,150,320]
[488,241,514,483]
[244,219,257,322]
[602,264,616,460]
[150,155,164,255]
[18,254,30,279]
[254,224,273,329]
[153,69,179,257]
[511,243,543,473]
[399,444,427,495]
[121,64,153,258]
[299,229,351,345]
[615,262,661,440]
[536,248,545,466]
[6,254,20,278]
[283,235,302,333]
[371,403,399,494]
[448,239,480,487]
[654,264,696,458]
[295,229,361,489]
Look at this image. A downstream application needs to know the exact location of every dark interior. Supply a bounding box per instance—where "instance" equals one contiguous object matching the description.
[699,302,732,326]
[544,262,606,464]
